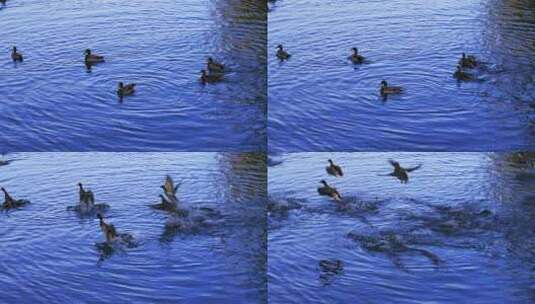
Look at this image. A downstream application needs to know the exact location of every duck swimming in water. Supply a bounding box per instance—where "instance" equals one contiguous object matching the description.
[68,183,109,215]
[1,187,30,209]
[78,183,95,205]
[276,44,291,60]
[84,49,104,64]
[380,80,403,95]
[11,46,23,62]
[200,69,223,84]
[349,47,364,64]
[459,53,477,69]
[453,65,474,81]
[117,82,136,97]
[317,180,342,202]
[319,259,344,273]
[326,159,343,177]
[384,160,422,184]
[97,213,117,243]
[207,57,225,73]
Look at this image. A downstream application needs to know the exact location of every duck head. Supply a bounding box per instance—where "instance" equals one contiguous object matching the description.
[461,52,466,59]
[456,65,462,72]
[12,46,17,53]
[380,80,388,87]
[1,187,6,194]
[277,44,283,50]
[389,160,401,168]
[118,82,124,89]
[328,159,334,165]
[207,57,213,63]
[85,49,91,55]
[320,180,328,186]
[200,69,207,76]
[352,47,358,54]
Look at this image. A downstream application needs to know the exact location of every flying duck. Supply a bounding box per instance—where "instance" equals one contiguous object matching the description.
[317,180,342,201]
[326,159,343,177]
[386,160,422,183]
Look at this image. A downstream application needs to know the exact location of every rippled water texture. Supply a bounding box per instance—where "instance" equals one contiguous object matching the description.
[268,152,534,303]
[269,0,535,151]
[0,153,266,303]
[0,0,266,151]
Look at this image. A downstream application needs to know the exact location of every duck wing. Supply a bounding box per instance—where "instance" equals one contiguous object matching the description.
[164,175,175,195]
[87,190,95,204]
[406,164,422,172]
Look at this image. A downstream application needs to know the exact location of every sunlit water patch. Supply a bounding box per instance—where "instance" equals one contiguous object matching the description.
[0,0,266,151]
[0,152,266,303]
[268,152,534,303]
[268,0,535,151]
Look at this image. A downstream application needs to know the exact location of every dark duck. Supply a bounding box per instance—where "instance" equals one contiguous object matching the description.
[384,160,422,184]
[326,159,343,177]
[317,180,342,202]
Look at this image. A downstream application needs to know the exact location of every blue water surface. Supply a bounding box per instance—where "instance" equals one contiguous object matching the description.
[268,152,534,303]
[0,152,267,303]
[268,0,535,152]
[0,0,266,152]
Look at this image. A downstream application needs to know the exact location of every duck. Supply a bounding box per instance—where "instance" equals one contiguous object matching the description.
[78,182,95,207]
[453,65,474,81]
[319,259,344,273]
[200,69,222,84]
[117,82,136,96]
[97,214,117,243]
[326,159,343,177]
[162,175,180,199]
[459,53,477,69]
[276,44,291,60]
[317,180,342,201]
[84,49,104,64]
[155,194,178,210]
[386,160,422,184]
[1,187,29,209]
[349,47,364,64]
[380,80,403,95]
[11,46,23,62]
[207,57,225,73]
